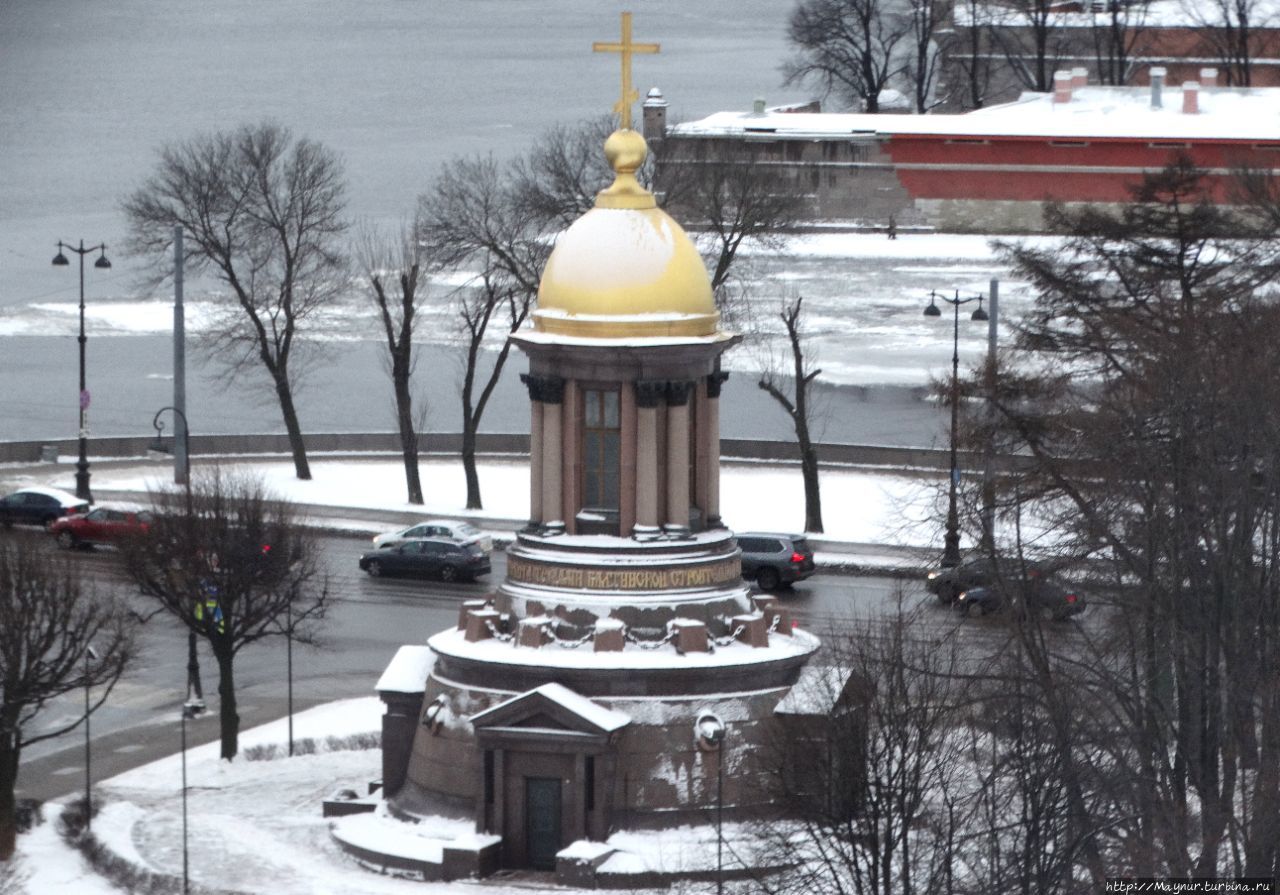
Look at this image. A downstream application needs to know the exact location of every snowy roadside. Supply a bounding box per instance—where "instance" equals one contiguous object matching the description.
[5,456,954,570]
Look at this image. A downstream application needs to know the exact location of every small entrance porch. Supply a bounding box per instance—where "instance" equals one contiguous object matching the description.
[470,683,631,871]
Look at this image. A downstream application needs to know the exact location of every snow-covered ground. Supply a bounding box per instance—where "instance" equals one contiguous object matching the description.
[12,455,955,555]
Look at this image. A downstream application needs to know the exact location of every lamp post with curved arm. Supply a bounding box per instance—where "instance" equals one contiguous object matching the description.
[151,406,192,491]
[152,406,205,714]
[52,240,112,502]
[924,290,989,569]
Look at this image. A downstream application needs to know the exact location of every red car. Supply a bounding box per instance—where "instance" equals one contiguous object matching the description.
[50,505,152,549]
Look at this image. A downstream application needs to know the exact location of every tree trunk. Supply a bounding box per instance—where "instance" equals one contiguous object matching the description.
[393,376,422,504]
[274,373,311,481]
[213,645,240,761]
[462,421,482,510]
[0,739,17,861]
[800,444,824,533]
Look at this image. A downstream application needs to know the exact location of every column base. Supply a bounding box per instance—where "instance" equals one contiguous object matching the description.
[662,524,692,539]
[540,520,566,536]
[631,524,662,541]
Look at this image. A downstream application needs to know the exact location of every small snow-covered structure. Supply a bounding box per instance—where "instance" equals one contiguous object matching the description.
[347,27,825,884]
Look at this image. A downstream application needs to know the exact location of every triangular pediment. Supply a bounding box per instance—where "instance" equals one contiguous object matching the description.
[471,682,630,736]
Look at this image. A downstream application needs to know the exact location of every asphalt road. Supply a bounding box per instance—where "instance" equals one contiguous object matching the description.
[10,531,1086,805]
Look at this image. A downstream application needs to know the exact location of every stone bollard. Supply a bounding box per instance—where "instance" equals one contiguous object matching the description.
[673,619,709,654]
[733,612,769,648]
[465,609,500,643]
[458,599,488,631]
[517,617,551,649]
[594,618,625,652]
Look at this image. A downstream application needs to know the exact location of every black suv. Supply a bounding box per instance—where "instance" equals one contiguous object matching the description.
[737,532,816,591]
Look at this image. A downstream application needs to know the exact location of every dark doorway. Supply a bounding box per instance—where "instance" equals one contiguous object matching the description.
[524,776,562,870]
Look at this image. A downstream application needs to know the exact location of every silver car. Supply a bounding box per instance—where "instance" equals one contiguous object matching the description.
[372,519,492,554]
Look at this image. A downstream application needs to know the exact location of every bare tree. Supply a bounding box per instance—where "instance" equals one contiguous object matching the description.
[661,148,808,313]
[948,0,997,109]
[1184,0,1271,86]
[758,295,824,534]
[1088,0,1152,85]
[785,0,909,113]
[904,0,948,112]
[118,471,328,760]
[0,534,133,860]
[988,0,1069,92]
[418,156,544,510]
[124,121,348,481]
[357,223,429,505]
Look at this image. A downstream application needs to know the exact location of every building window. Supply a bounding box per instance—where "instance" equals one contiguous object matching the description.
[582,389,620,512]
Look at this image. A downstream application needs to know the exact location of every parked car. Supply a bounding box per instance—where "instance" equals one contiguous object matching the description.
[49,504,153,549]
[0,487,89,528]
[372,519,492,553]
[736,532,816,591]
[955,579,1086,621]
[926,556,1052,605]
[359,538,491,582]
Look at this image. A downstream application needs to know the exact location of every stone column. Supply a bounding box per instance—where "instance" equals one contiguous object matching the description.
[520,374,544,527]
[633,381,665,538]
[706,371,729,528]
[665,381,694,535]
[541,376,565,533]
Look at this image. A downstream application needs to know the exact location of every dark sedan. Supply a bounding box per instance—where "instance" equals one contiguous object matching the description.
[955,579,1086,621]
[0,487,89,528]
[359,538,491,583]
[926,556,1052,605]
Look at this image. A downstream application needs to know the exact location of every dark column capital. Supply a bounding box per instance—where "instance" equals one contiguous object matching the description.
[666,380,694,407]
[634,380,667,409]
[521,373,565,405]
[706,371,730,399]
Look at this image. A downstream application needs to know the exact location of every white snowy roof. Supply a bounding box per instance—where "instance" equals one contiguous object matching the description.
[775,664,856,715]
[674,86,1280,143]
[522,682,631,732]
[375,645,435,694]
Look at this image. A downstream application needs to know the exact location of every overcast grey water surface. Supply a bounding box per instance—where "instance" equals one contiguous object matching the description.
[0,0,1007,445]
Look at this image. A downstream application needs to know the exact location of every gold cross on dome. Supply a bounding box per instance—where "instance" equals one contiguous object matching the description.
[592,12,659,130]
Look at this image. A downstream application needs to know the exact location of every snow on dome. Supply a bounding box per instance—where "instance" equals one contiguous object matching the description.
[532,127,718,340]
[535,204,716,338]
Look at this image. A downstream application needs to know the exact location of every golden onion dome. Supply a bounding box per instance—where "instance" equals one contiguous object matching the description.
[533,129,718,339]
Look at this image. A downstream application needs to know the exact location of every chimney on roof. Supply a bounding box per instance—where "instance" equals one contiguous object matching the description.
[1182,81,1200,114]
[1072,66,1088,90]
[1054,70,1073,104]
[643,87,668,142]
[1200,67,1219,88]
[752,97,767,116]
[1150,66,1167,109]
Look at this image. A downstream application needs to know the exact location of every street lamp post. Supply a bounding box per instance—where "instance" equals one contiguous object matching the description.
[696,713,727,894]
[181,701,200,895]
[151,407,206,715]
[52,240,111,503]
[924,290,989,569]
[83,644,98,832]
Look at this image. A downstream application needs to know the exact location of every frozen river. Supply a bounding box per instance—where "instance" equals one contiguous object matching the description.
[0,0,1032,445]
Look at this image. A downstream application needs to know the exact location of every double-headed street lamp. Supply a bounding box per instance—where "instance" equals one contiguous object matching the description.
[924,289,989,569]
[53,239,112,502]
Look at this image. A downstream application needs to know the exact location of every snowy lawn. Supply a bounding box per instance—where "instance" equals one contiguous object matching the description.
[62,456,951,550]
[7,699,758,895]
